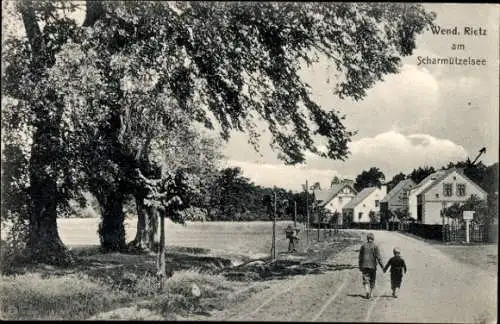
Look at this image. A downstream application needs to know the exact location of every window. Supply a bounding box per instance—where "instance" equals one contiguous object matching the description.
[375,200,379,207]
[457,184,466,196]
[443,183,453,197]
[358,212,363,219]
[435,193,440,198]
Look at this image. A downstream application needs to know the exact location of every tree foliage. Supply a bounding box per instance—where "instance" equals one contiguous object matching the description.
[2,1,435,263]
[330,176,341,187]
[408,166,435,184]
[443,195,488,222]
[354,167,385,192]
[387,172,406,192]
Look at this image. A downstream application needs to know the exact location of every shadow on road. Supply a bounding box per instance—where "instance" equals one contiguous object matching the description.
[347,293,395,299]
[221,235,362,282]
[347,293,367,299]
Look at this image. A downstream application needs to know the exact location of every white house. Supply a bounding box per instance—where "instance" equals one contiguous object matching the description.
[408,170,448,221]
[416,168,488,225]
[342,185,387,224]
[313,182,357,225]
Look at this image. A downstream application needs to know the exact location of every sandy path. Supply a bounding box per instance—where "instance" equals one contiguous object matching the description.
[190,230,497,323]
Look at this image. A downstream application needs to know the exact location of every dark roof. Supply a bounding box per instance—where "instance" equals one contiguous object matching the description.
[343,187,377,209]
[313,184,356,206]
[381,179,416,203]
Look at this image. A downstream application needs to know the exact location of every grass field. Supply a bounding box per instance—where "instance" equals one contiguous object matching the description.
[2,218,358,320]
[56,218,306,260]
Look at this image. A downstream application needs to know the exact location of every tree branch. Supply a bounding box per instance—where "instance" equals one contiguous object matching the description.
[20,0,43,61]
[83,0,104,27]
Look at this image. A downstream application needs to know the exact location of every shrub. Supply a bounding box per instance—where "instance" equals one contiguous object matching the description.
[146,270,233,317]
[0,273,131,320]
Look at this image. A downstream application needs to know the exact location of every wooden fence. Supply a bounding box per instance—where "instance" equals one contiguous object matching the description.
[394,219,491,243]
[443,221,488,243]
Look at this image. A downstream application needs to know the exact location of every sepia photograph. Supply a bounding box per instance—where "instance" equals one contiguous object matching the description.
[1,1,498,322]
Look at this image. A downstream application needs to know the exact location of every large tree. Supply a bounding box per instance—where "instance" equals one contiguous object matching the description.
[330,176,342,187]
[2,1,435,264]
[408,166,435,184]
[387,172,406,192]
[354,167,386,192]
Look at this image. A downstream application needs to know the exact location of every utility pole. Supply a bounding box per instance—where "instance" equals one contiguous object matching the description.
[317,208,320,242]
[272,191,277,259]
[294,201,297,228]
[441,202,446,242]
[306,180,309,244]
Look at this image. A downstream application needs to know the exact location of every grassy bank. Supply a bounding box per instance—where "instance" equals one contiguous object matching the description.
[0,221,361,320]
[0,269,242,320]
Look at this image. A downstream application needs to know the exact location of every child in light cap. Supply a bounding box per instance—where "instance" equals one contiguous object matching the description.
[383,247,407,298]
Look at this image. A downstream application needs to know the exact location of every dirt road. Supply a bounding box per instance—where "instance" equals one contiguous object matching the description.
[192,230,497,323]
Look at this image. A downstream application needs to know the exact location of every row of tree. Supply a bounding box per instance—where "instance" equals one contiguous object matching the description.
[346,161,497,195]
[2,0,435,264]
[1,1,435,265]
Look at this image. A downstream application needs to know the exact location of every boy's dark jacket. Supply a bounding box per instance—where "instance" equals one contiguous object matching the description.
[384,255,407,273]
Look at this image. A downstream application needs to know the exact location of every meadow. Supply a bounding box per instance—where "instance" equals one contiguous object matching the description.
[3,218,346,320]
[57,218,303,260]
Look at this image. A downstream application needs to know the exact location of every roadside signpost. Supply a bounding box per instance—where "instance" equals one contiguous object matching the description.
[463,210,474,244]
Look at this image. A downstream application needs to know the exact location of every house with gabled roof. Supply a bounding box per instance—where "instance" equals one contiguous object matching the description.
[380,179,416,224]
[415,168,487,225]
[313,182,357,225]
[408,170,448,221]
[342,185,387,224]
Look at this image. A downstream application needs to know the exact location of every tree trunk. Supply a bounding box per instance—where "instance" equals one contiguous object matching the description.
[157,213,166,292]
[128,195,159,252]
[19,0,74,267]
[27,163,74,266]
[98,192,127,252]
[83,0,104,27]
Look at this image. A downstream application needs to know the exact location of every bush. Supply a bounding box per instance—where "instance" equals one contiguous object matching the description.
[0,273,131,320]
[146,270,233,317]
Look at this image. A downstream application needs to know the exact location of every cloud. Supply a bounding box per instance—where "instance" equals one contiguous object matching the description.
[362,64,441,133]
[223,160,341,192]
[335,131,469,178]
[222,131,469,190]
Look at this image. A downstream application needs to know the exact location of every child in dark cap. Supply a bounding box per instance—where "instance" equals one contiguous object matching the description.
[383,247,407,298]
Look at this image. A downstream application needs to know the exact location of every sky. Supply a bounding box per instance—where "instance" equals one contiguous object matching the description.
[220,4,499,191]
[3,3,498,192]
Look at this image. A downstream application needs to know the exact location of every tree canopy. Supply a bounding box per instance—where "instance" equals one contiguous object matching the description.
[354,167,386,192]
[1,1,436,264]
